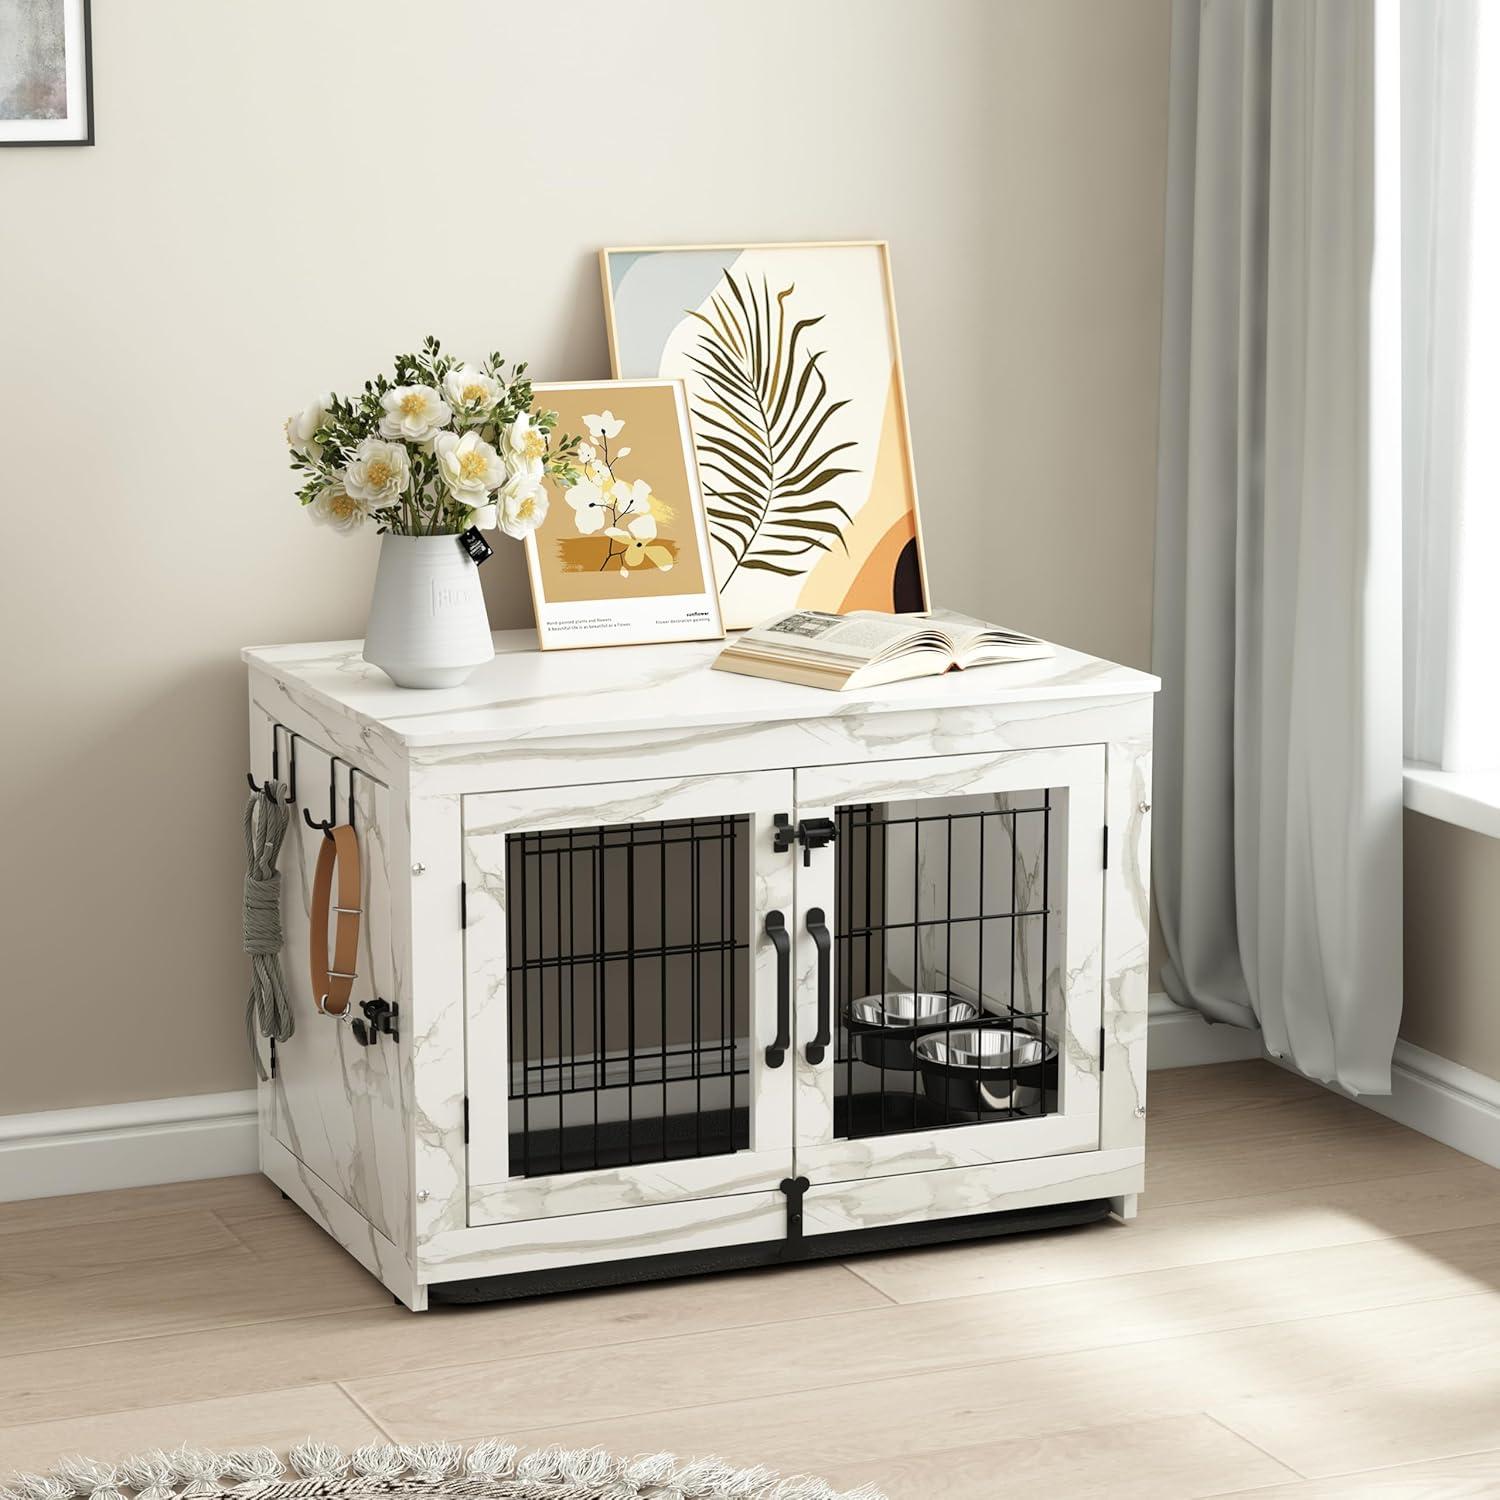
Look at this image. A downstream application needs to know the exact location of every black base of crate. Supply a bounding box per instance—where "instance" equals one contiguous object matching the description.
[428,1196,1113,1306]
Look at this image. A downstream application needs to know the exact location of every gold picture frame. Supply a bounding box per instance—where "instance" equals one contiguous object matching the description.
[600,241,930,630]
[523,378,726,651]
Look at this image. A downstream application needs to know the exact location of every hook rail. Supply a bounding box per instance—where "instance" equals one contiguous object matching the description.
[247,722,367,837]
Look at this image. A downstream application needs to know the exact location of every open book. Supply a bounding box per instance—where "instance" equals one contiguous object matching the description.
[712,609,1054,691]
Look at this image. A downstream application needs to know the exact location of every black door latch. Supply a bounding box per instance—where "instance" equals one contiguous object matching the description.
[773,814,838,866]
[352,998,399,1048]
[779,1175,810,1245]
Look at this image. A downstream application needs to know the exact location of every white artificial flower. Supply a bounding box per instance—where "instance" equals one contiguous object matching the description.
[507,454,545,490]
[577,440,596,465]
[582,409,624,440]
[434,429,506,501]
[498,473,548,539]
[284,395,331,460]
[308,484,369,532]
[564,476,613,534]
[605,512,673,572]
[379,384,452,442]
[342,438,410,505]
[469,501,499,530]
[443,365,503,416]
[503,412,549,470]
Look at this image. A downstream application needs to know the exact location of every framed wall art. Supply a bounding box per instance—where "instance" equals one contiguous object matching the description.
[600,241,928,630]
[523,379,725,650]
[1,0,93,146]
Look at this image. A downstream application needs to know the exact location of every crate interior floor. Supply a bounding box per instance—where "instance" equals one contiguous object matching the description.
[4,1061,1500,1498]
[517,1090,1055,1174]
[512,1106,750,1176]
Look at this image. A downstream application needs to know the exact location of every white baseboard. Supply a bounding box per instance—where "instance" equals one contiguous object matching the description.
[1146,992,1265,1069]
[1144,999,1500,1168]
[0,1090,258,1203]
[1347,1040,1500,1171]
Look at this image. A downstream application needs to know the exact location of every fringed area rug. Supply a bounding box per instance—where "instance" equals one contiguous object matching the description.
[0,1440,884,1500]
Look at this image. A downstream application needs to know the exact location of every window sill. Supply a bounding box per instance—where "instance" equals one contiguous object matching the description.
[1404,761,1500,840]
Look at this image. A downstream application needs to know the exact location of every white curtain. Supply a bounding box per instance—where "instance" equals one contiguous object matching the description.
[1153,0,1404,1092]
[1403,0,1499,772]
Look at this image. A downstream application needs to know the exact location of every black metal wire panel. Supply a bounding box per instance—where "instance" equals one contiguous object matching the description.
[834,796,1058,1141]
[505,816,751,1178]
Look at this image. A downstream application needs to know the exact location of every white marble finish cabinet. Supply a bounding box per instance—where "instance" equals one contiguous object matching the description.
[244,631,1158,1310]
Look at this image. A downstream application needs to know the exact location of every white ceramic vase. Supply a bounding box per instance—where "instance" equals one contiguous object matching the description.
[362,534,495,689]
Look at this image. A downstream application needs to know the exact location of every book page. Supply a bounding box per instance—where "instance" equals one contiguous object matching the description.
[737,610,924,664]
[920,608,989,653]
[921,607,1048,665]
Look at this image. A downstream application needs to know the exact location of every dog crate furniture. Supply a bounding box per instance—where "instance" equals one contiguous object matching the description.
[244,630,1157,1310]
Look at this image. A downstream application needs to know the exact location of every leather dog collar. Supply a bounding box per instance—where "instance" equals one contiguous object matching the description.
[310,823,361,1018]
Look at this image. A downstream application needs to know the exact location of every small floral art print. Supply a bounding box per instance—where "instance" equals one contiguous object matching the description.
[523,380,725,650]
[559,410,677,577]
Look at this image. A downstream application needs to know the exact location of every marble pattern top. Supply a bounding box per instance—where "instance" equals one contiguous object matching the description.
[243,631,1161,749]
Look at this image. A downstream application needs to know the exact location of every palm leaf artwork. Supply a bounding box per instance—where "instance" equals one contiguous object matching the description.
[686,270,859,590]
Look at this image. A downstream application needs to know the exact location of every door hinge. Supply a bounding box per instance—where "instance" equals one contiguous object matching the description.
[773,813,838,867]
[268,1035,277,1079]
[1099,1025,1107,1072]
[1102,825,1109,870]
[462,1096,470,1144]
[460,879,467,928]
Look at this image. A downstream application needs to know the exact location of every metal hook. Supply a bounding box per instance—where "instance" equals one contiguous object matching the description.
[346,765,375,829]
[270,723,297,804]
[247,719,275,798]
[247,721,300,804]
[279,724,300,803]
[302,753,359,839]
[303,753,343,840]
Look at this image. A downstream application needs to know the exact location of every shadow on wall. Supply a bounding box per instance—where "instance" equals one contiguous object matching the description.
[479,529,540,634]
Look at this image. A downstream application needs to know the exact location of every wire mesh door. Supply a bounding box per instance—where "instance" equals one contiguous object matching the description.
[463,771,796,1228]
[504,816,750,1176]
[833,792,1057,1140]
[793,747,1105,1181]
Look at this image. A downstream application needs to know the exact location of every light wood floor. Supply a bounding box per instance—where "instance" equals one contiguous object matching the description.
[4,1061,1500,1498]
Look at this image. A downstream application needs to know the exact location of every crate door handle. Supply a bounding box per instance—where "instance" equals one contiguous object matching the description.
[805,907,832,1065]
[764,909,791,1068]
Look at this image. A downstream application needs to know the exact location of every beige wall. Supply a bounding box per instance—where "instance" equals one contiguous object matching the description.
[0,0,1172,1115]
[1402,812,1500,1078]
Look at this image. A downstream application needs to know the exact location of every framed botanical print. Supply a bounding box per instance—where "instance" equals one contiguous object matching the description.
[1,0,93,146]
[600,241,928,630]
[523,379,725,650]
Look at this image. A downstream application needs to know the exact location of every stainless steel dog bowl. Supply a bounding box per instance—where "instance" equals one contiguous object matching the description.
[915,1023,1059,1114]
[846,992,979,1070]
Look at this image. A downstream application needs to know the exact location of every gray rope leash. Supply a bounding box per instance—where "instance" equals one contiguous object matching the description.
[244,782,293,1079]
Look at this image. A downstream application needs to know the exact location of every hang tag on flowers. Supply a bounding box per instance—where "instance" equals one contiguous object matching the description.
[459,528,493,566]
